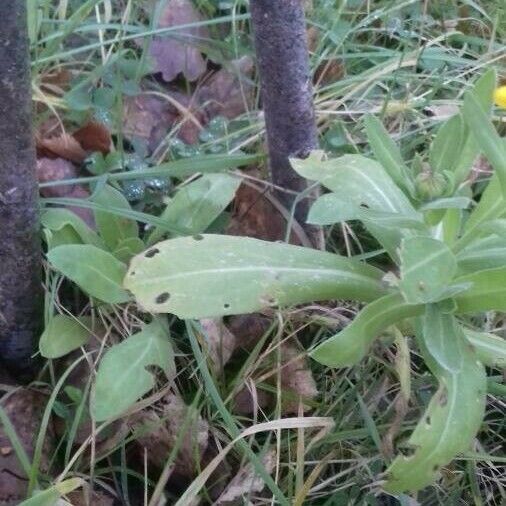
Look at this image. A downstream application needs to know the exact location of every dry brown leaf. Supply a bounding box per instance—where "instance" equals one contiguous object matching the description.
[64,489,115,506]
[123,94,176,151]
[226,181,288,242]
[37,132,87,163]
[280,344,319,415]
[215,449,276,505]
[73,121,112,155]
[226,314,271,352]
[197,56,255,120]
[233,383,271,416]
[200,319,236,373]
[36,158,94,226]
[0,389,53,506]
[149,0,209,82]
[130,392,209,478]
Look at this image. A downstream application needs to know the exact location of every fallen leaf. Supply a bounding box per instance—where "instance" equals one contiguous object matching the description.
[280,343,319,415]
[149,0,209,82]
[200,319,236,374]
[73,121,112,155]
[123,94,176,151]
[64,489,115,506]
[36,158,94,227]
[0,389,53,506]
[197,57,255,120]
[130,392,209,478]
[233,382,271,416]
[226,314,271,351]
[226,180,288,242]
[37,133,87,163]
[215,449,276,504]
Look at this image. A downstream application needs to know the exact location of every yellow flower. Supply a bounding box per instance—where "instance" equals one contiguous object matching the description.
[494,85,506,108]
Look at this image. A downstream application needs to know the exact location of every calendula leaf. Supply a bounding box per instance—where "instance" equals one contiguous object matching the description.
[310,292,421,368]
[463,327,506,368]
[456,235,506,274]
[148,174,241,244]
[399,237,457,304]
[92,184,139,251]
[384,307,486,493]
[463,92,506,195]
[41,208,104,249]
[48,244,130,304]
[92,320,174,421]
[364,114,414,195]
[429,114,464,174]
[124,235,387,319]
[454,266,506,313]
[39,315,91,359]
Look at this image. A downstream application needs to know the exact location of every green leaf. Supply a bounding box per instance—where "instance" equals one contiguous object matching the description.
[148,174,241,244]
[293,154,418,259]
[418,197,471,211]
[453,69,497,185]
[463,92,506,195]
[308,194,425,231]
[310,292,421,368]
[384,308,486,493]
[39,315,91,359]
[456,236,506,274]
[457,173,506,251]
[364,114,414,195]
[41,208,104,248]
[92,184,139,251]
[124,235,387,319]
[48,245,130,304]
[454,267,506,313]
[463,328,506,368]
[291,154,415,216]
[399,237,457,304]
[19,478,84,506]
[429,114,464,174]
[113,237,146,263]
[92,320,174,421]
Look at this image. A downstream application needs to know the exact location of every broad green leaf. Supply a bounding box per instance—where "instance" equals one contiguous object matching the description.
[92,184,139,251]
[113,237,146,263]
[384,309,486,493]
[418,197,471,211]
[308,193,425,231]
[310,292,422,368]
[92,320,174,421]
[19,478,84,506]
[364,114,414,195]
[454,267,506,313]
[463,328,506,368]
[453,69,496,184]
[480,218,506,240]
[456,236,506,274]
[399,237,457,304]
[293,154,418,259]
[442,208,462,246]
[457,172,506,251]
[472,68,497,112]
[429,114,464,174]
[291,154,416,216]
[148,174,241,244]
[463,92,506,195]
[41,208,103,248]
[48,245,130,304]
[39,315,91,359]
[124,235,387,319]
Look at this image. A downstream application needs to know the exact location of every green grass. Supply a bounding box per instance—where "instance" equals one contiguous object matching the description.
[1,0,504,504]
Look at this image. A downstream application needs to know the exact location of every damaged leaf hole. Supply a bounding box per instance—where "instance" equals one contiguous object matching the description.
[145,248,160,258]
[155,292,170,304]
[224,303,231,309]
[193,234,204,241]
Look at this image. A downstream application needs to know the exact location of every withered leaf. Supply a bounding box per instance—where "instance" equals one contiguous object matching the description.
[73,121,112,155]
[149,0,209,83]
[200,319,236,374]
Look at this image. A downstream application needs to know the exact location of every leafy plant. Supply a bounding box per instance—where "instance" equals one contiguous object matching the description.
[124,70,506,493]
[41,156,246,418]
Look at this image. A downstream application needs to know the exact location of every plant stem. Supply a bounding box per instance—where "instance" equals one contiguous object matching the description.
[250,0,322,247]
